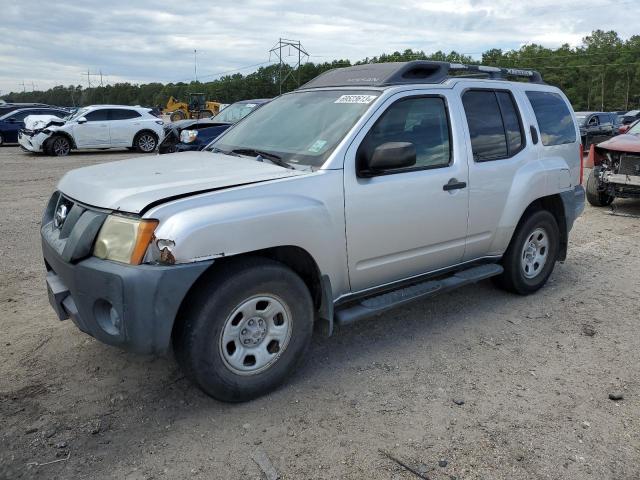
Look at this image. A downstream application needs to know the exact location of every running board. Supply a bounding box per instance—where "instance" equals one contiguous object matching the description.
[335,263,503,326]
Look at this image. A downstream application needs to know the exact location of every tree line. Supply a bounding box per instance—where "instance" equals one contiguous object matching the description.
[3,30,640,112]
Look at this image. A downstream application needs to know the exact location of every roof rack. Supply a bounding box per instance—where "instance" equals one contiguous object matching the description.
[298,60,544,90]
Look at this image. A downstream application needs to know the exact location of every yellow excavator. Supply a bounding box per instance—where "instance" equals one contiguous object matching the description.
[164,93,222,122]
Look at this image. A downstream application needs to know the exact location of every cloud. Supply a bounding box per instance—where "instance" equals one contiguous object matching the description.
[0,0,634,94]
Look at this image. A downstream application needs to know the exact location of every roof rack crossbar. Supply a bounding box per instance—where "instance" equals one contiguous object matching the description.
[298,60,544,90]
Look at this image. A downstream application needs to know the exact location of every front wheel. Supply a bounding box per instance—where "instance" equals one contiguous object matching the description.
[48,135,71,156]
[586,168,614,207]
[174,257,314,402]
[494,210,560,295]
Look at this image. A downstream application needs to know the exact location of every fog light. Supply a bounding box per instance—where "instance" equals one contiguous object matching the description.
[94,299,122,336]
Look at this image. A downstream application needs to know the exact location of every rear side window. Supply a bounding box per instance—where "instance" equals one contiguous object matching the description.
[462,89,524,162]
[85,109,110,121]
[110,109,141,120]
[526,91,576,146]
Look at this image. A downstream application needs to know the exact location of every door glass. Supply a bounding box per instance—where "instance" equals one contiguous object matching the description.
[85,109,110,121]
[525,91,577,146]
[496,91,524,154]
[110,109,141,120]
[358,97,451,170]
[462,90,508,161]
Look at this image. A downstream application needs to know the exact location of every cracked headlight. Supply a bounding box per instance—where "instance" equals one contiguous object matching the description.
[93,215,158,264]
[180,129,198,143]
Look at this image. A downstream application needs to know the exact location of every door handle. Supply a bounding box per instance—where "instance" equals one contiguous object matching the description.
[443,178,467,191]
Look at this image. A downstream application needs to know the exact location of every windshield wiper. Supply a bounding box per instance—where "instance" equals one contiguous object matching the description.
[210,147,240,157]
[230,148,294,169]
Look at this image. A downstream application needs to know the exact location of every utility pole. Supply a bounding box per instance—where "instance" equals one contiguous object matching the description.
[194,49,198,83]
[625,70,630,111]
[268,38,309,94]
[21,80,26,93]
[85,69,92,89]
[31,81,36,92]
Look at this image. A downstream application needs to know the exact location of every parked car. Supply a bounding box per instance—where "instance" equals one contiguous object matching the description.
[585,119,640,206]
[41,61,584,401]
[0,107,69,146]
[19,105,164,156]
[0,102,50,117]
[618,118,639,134]
[159,99,269,154]
[574,111,616,147]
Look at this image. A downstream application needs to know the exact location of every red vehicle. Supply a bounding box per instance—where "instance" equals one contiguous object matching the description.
[618,118,639,134]
[586,120,640,206]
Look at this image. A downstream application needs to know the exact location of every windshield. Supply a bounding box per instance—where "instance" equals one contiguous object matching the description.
[212,102,262,124]
[66,107,89,121]
[628,121,640,135]
[211,90,380,167]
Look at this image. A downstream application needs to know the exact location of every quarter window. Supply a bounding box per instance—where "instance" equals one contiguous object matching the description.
[461,89,524,162]
[358,96,451,171]
[526,91,576,146]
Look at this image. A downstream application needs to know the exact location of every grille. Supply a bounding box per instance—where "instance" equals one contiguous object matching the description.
[619,154,640,176]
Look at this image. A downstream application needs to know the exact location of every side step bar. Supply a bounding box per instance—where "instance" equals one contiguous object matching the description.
[335,263,503,326]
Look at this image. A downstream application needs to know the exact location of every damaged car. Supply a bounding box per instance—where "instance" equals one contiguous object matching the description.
[158,99,269,154]
[586,119,640,206]
[0,107,68,146]
[19,105,164,156]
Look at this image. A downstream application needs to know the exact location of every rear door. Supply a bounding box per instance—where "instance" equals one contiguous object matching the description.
[458,86,532,261]
[73,108,111,147]
[109,109,142,146]
[343,91,470,292]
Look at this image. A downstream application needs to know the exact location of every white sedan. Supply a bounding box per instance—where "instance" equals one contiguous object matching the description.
[19,105,164,156]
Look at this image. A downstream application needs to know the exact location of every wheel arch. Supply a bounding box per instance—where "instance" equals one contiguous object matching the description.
[44,131,76,151]
[171,245,334,348]
[133,128,159,147]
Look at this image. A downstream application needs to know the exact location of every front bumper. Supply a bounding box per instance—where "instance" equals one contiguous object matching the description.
[42,227,212,355]
[18,130,47,152]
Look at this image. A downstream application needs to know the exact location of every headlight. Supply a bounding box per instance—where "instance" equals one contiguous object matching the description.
[180,129,198,143]
[93,215,158,264]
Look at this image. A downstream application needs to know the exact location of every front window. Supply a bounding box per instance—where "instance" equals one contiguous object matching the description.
[212,90,380,168]
[628,121,640,135]
[213,102,262,124]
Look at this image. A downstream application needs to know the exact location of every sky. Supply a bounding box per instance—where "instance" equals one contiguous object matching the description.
[0,0,636,94]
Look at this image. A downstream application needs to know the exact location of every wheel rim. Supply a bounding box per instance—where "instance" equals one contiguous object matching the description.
[138,134,156,152]
[52,137,69,156]
[520,227,549,279]
[219,295,292,376]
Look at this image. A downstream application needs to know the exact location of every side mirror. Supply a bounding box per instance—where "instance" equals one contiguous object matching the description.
[362,142,416,175]
[76,117,87,124]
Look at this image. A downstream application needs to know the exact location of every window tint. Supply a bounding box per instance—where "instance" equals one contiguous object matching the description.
[10,110,35,121]
[359,96,451,171]
[110,109,141,120]
[526,91,576,146]
[85,109,110,121]
[496,91,524,154]
[597,114,612,125]
[462,90,508,161]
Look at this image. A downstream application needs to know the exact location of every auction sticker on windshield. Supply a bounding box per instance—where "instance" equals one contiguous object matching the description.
[334,95,378,104]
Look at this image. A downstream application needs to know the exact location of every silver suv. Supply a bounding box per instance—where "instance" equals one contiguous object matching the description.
[42,61,585,402]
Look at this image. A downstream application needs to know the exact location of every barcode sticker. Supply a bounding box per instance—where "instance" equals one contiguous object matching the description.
[334,95,378,104]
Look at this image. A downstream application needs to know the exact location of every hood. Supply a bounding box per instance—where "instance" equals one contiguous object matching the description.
[24,114,64,131]
[597,134,640,153]
[58,150,307,214]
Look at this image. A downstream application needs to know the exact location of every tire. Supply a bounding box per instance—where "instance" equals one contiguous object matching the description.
[134,131,158,153]
[197,110,213,119]
[586,168,614,207]
[170,110,185,122]
[48,135,71,156]
[173,257,314,402]
[494,210,560,295]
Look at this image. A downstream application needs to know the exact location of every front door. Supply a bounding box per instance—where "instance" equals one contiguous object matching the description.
[343,93,469,292]
[73,109,111,147]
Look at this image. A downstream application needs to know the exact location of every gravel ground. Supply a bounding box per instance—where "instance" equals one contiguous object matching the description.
[0,146,639,480]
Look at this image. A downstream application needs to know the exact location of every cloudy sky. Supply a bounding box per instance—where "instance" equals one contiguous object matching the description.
[0,0,635,94]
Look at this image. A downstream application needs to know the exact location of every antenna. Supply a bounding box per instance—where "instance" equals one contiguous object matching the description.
[268,38,309,94]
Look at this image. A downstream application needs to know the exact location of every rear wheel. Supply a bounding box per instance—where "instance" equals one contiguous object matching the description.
[586,168,614,207]
[174,257,314,402]
[494,210,560,295]
[48,135,71,156]
[134,132,157,153]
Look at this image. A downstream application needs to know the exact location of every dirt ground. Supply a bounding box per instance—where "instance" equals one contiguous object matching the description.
[1,145,639,480]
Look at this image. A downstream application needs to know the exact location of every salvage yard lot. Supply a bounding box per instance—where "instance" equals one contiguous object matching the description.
[0,146,639,479]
